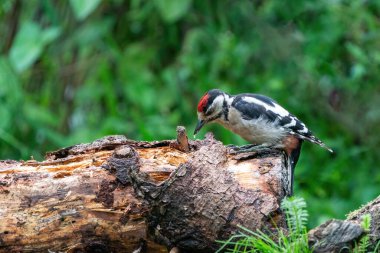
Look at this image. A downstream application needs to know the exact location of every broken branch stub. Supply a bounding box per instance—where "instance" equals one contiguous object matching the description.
[169,126,190,152]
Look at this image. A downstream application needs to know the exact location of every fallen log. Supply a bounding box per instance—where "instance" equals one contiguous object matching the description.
[0,128,288,253]
[309,196,380,252]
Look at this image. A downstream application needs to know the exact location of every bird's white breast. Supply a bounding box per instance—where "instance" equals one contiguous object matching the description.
[217,107,287,145]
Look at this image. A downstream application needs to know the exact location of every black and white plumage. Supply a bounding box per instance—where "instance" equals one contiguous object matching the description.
[194,89,332,196]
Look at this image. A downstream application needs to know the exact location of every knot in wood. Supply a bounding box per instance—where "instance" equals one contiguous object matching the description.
[104,146,139,185]
[114,146,135,158]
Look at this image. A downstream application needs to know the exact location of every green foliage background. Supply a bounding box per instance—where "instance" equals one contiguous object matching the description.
[1,0,380,227]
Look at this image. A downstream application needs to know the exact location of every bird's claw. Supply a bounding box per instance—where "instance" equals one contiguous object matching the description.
[226,144,239,150]
[227,144,275,155]
[227,144,258,152]
[227,148,239,155]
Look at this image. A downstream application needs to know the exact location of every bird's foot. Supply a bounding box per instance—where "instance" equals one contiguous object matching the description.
[228,144,280,161]
[227,144,274,155]
[227,144,257,151]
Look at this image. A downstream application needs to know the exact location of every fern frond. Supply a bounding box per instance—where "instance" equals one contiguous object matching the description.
[216,196,312,253]
[281,196,309,234]
[354,214,372,253]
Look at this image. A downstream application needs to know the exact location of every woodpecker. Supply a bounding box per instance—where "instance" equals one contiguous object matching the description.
[194,89,332,196]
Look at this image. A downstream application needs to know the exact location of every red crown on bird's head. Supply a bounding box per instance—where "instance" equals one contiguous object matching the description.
[197,93,209,112]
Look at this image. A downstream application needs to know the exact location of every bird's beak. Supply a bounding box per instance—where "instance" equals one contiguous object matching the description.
[194,120,205,135]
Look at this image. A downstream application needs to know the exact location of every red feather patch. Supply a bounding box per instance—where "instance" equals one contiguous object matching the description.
[197,93,209,112]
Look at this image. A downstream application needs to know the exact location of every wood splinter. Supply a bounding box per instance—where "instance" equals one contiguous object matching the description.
[170,126,190,152]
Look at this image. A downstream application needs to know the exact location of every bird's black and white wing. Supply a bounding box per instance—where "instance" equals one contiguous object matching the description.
[232,94,332,152]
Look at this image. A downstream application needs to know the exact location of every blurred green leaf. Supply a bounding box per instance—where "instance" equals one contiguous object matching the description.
[0,0,14,15]
[153,0,192,23]
[0,56,22,129]
[346,42,367,63]
[350,64,366,80]
[69,0,101,21]
[41,27,61,44]
[23,103,58,128]
[9,22,60,72]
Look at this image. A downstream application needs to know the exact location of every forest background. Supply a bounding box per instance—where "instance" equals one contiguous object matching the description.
[1,0,380,228]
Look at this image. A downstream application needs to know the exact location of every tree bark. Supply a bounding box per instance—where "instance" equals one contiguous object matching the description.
[0,130,288,253]
[309,196,380,252]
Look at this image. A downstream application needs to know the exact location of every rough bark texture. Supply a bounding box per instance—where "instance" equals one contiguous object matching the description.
[309,196,380,252]
[309,220,363,253]
[0,132,288,253]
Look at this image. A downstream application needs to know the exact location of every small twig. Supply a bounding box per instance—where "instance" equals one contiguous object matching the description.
[171,126,190,152]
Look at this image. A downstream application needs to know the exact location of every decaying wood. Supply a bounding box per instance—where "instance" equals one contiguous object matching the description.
[309,196,380,252]
[348,196,380,244]
[0,129,289,252]
[309,219,363,252]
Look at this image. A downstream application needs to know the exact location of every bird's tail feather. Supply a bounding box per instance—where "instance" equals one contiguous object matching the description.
[285,140,303,196]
